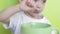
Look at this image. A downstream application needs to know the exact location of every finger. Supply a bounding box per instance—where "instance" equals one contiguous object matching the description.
[27,0,31,2]
[26,2,34,8]
[22,0,27,3]
[20,0,27,3]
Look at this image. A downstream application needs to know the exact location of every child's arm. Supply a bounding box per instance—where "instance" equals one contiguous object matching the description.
[0,4,20,22]
[0,0,33,23]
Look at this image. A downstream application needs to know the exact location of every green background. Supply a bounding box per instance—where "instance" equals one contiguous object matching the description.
[0,0,60,34]
[42,0,60,30]
[0,0,19,11]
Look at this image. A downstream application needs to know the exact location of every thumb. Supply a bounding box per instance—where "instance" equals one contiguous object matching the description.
[21,0,27,3]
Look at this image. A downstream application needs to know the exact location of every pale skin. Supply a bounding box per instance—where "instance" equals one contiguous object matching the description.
[0,0,46,23]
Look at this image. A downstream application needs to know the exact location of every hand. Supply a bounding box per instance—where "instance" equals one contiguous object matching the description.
[19,0,35,11]
[51,29,59,34]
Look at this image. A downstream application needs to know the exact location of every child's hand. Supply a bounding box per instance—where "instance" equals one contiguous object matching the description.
[19,0,35,11]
